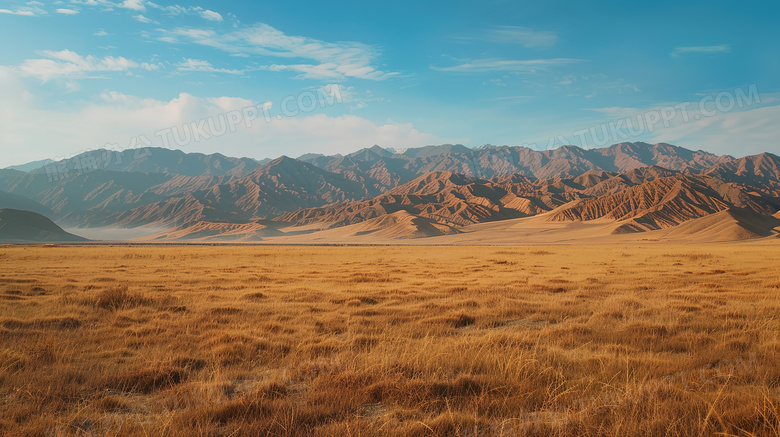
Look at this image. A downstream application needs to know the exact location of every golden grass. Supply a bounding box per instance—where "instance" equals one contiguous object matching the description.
[0,244,779,436]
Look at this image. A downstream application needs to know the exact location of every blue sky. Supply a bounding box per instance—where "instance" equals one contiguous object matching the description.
[1,0,779,166]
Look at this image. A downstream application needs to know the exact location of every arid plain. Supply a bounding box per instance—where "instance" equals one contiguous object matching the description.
[1,243,779,436]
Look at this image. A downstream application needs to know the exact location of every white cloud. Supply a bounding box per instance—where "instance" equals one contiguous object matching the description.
[457,26,558,49]
[120,0,145,11]
[176,58,243,75]
[56,8,79,15]
[0,67,446,165]
[198,9,222,21]
[671,45,731,57]
[94,29,109,36]
[321,84,354,103]
[434,58,582,73]
[16,50,140,82]
[160,23,397,81]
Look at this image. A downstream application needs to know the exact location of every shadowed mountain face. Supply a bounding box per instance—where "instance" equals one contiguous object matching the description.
[109,156,370,227]
[0,209,87,243]
[0,143,778,241]
[0,191,53,216]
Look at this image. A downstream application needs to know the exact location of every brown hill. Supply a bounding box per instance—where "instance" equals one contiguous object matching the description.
[705,153,780,197]
[658,208,780,241]
[549,175,732,231]
[277,171,534,229]
[287,210,461,241]
[144,220,285,242]
[581,166,679,197]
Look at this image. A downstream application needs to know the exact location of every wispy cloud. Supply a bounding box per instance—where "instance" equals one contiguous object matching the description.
[483,78,507,87]
[671,45,731,57]
[456,25,558,49]
[16,49,142,82]
[133,14,156,23]
[0,8,35,15]
[176,58,243,75]
[67,1,223,22]
[68,0,116,12]
[0,3,46,16]
[147,3,223,21]
[159,24,397,81]
[5,3,377,83]
[593,99,780,156]
[433,58,582,73]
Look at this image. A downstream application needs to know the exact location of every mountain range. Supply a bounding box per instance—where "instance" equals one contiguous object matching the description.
[1,142,779,243]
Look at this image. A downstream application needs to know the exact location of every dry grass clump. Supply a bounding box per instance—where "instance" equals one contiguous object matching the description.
[0,243,779,436]
[93,286,149,310]
[102,364,187,394]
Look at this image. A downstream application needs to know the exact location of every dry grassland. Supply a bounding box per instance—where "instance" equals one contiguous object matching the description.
[0,244,779,436]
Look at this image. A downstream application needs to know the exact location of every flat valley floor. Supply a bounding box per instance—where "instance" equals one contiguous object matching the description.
[1,244,779,436]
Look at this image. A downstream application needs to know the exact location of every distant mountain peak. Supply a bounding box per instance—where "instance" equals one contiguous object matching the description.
[368,145,394,156]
